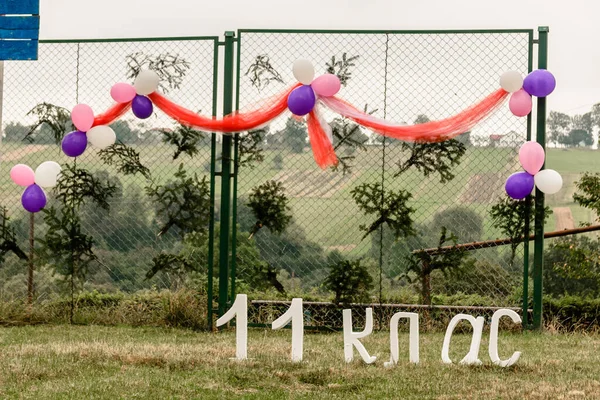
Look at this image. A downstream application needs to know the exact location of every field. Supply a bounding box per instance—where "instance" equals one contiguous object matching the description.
[0,325,598,399]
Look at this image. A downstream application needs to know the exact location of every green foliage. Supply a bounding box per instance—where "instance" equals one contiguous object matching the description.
[3,121,29,142]
[247,180,292,237]
[276,117,307,153]
[543,236,600,298]
[24,103,73,144]
[126,52,190,93]
[110,120,141,144]
[407,228,467,281]
[330,105,372,174]
[39,206,96,283]
[547,111,572,145]
[351,182,415,240]
[490,195,552,263]
[238,128,266,168]
[558,129,594,148]
[574,172,600,221]
[272,153,284,170]
[434,258,518,297]
[55,164,118,210]
[543,295,600,331]
[245,55,284,92]
[324,259,373,305]
[326,53,360,86]
[397,139,466,183]
[98,143,151,179]
[0,207,27,263]
[146,164,211,237]
[160,124,208,160]
[432,206,483,244]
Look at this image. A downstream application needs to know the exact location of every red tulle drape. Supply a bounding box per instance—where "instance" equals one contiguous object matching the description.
[307,110,338,169]
[93,102,131,127]
[320,89,509,142]
[148,85,299,133]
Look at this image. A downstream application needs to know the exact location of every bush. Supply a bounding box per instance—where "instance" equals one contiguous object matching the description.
[324,259,373,305]
[544,296,600,331]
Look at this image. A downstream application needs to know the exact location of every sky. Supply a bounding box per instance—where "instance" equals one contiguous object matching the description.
[39,0,599,116]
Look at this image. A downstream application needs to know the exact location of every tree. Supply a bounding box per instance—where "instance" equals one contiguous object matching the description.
[489,195,552,264]
[559,129,594,148]
[279,117,307,154]
[574,172,600,221]
[126,52,190,93]
[324,259,373,305]
[406,227,467,305]
[543,236,600,297]
[245,54,284,92]
[432,206,483,244]
[39,165,118,323]
[146,164,211,238]
[159,123,209,160]
[0,207,27,264]
[110,120,140,144]
[3,122,29,142]
[246,180,292,238]
[397,140,466,183]
[547,111,572,145]
[351,182,415,240]
[325,53,360,86]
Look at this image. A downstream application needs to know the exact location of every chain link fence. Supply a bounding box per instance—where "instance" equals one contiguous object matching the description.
[234,30,534,327]
[0,37,217,304]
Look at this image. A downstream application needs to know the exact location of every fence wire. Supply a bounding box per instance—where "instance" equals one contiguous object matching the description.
[235,30,533,320]
[0,38,217,303]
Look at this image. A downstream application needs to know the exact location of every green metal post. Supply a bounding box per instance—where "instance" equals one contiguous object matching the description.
[532,26,549,330]
[218,31,236,318]
[522,30,534,329]
[207,38,219,330]
[230,135,239,303]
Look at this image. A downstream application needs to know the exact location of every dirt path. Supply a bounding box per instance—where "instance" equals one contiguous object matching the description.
[553,207,575,231]
[1,145,47,162]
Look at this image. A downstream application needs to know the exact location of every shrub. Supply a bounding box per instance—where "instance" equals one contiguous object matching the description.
[324,259,373,305]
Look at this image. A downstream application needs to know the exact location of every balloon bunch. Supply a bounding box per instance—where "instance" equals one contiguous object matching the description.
[62,103,117,157]
[61,70,160,159]
[111,70,158,118]
[499,69,556,117]
[287,59,342,117]
[10,162,62,213]
[505,141,563,200]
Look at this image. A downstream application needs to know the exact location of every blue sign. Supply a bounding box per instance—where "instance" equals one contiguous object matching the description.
[0,0,39,60]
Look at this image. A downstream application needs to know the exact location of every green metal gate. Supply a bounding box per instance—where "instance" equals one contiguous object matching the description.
[210,27,550,330]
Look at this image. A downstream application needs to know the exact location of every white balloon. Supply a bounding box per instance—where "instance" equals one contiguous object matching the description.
[35,161,62,188]
[292,59,315,85]
[534,169,563,194]
[134,70,160,95]
[87,125,116,149]
[499,71,523,93]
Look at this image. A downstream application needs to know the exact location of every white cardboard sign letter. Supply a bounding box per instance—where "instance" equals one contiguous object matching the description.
[343,307,377,364]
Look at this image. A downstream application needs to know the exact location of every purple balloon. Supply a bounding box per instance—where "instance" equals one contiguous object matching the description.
[505,172,535,200]
[21,184,47,213]
[287,85,316,116]
[523,70,556,97]
[132,95,154,119]
[61,130,88,157]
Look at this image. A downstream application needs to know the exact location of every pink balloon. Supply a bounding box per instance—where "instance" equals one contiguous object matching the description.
[10,164,35,187]
[110,83,137,103]
[71,104,95,132]
[311,74,341,97]
[509,89,532,117]
[519,141,545,175]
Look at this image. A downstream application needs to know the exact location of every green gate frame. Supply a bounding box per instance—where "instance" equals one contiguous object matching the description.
[207,27,549,331]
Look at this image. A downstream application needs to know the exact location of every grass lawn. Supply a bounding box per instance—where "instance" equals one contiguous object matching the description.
[0,325,598,399]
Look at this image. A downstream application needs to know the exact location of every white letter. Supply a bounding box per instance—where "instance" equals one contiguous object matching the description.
[441,314,484,365]
[343,308,377,364]
[385,312,419,366]
[216,294,248,360]
[489,309,522,367]
[272,298,304,362]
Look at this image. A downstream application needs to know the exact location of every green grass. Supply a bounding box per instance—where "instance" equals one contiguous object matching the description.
[0,325,598,399]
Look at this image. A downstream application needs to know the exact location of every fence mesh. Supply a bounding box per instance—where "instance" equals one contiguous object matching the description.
[1,38,217,303]
[235,30,534,325]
